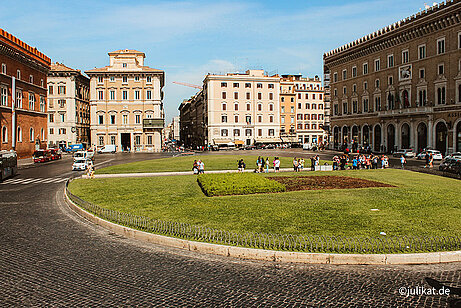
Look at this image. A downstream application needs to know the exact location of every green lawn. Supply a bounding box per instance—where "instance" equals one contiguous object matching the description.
[96,155,327,174]
[69,169,461,237]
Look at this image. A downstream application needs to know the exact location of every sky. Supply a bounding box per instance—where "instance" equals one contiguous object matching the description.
[0,0,442,123]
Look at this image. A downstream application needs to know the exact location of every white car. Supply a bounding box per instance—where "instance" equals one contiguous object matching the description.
[393,149,416,158]
[416,150,443,160]
[72,159,91,171]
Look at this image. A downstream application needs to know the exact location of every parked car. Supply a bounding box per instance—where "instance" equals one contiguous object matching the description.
[393,149,416,158]
[359,146,372,154]
[416,149,443,160]
[33,150,51,163]
[439,157,458,171]
[444,159,461,177]
[49,148,62,160]
[98,145,117,154]
[65,143,84,152]
[72,158,92,171]
[450,152,461,159]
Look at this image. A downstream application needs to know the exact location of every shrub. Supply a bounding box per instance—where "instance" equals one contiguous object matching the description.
[197,173,286,197]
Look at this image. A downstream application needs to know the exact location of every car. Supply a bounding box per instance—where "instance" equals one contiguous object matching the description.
[416,150,443,160]
[33,150,51,163]
[449,152,461,159]
[393,149,416,158]
[49,148,62,160]
[439,157,457,171]
[444,159,461,177]
[98,145,117,154]
[72,158,91,171]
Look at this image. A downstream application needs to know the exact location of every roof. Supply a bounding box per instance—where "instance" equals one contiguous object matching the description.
[50,62,80,73]
[0,28,50,67]
[108,49,145,55]
[85,65,164,74]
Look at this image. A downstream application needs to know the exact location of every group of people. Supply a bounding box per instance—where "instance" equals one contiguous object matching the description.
[292,157,305,172]
[192,160,205,174]
[423,152,435,168]
[332,154,390,170]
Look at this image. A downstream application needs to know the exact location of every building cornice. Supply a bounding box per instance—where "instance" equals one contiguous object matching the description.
[324,0,461,67]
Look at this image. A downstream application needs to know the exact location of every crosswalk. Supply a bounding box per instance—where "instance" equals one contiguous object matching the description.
[1,177,68,185]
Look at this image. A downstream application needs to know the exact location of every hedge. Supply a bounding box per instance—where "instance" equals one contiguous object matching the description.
[197,173,286,197]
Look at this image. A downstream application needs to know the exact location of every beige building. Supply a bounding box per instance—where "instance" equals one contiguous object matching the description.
[86,50,165,152]
[324,1,461,155]
[47,63,90,149]
[280,74,326,145]
[180,70,281,148]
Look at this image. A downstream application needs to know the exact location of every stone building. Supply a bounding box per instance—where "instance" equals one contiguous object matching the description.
[280,74,326,145]
[324,1,461,155]
[47,63,90,149]
[0,28,50,158]
[86,50,165,152]
[179,70,281,149]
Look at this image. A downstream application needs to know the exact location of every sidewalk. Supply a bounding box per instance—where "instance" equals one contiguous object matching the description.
[17,157,35,169]
[84,168,314,179]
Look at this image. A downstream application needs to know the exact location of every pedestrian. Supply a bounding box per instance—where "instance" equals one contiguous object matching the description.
[199,160,205,174]
[400,155,406,169]
[352,157,358,170]
[293,157,298,172]
[274,157,281,172]
[256,156,262,173]
[265,157,269,173]
[299,158,304,171]
[310,157,315,171]
[424,152,430,168]
[429,153,434,168]
[238,159,245,173]
[192,160,199,174]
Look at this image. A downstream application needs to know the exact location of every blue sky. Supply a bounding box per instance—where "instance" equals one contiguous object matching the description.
[1,0,441,123]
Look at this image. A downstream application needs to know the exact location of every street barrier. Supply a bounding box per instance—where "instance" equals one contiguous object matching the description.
[66,180,461,254]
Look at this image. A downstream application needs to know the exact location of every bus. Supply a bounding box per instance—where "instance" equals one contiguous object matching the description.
[0,150,17,182]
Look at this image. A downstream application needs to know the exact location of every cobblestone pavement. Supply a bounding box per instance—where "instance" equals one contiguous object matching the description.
[0,154,460,307]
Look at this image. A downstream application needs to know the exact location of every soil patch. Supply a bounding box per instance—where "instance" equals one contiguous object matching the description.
[267,175,395,191]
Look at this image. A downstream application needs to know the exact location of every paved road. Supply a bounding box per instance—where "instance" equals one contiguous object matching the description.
[1,152,460,307]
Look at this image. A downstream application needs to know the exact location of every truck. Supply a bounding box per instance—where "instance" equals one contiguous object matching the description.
[65,144,84,152]
[0,150,17,182]
[98,145,117,154]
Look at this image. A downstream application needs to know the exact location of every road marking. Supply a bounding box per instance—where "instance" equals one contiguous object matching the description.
[1,177,67,185]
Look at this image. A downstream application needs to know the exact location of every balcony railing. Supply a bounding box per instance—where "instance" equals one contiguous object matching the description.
[143,118,164,129]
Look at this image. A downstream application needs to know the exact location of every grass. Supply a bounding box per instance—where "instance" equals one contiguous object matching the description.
[96,155,327,174]
[69,169,461,238]
[197,173,286,196]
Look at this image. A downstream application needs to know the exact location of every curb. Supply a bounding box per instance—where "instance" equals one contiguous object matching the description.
[64,186,461,265]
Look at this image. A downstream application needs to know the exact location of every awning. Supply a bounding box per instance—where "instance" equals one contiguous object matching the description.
[255,138,283,143]
[213,139,232,145]
[227,142,235,146]
[234,140,245,145]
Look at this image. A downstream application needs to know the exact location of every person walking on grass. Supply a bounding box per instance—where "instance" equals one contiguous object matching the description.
[274,157,281,172]
[198,160,205,174]
[192,160,199,174]
[265,157,269,173]
[293,157,299,172]
[237,159,245,173]
[400,155,406,169]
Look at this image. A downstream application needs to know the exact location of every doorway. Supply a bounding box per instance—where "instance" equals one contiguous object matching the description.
[417,123,427,152]
[435,122,447,155]
[387,124,395,153]
[121,133,131,151]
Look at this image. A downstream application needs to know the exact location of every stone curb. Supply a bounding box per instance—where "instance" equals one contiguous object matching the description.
[64,186,461,265]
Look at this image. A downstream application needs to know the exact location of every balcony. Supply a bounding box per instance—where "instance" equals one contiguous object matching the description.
[143,118,164,129]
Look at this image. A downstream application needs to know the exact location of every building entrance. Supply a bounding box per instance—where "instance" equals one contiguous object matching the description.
[387,124,395,153]
[417,123,427,152]
[435,122,447,155]
[121,133,131,151]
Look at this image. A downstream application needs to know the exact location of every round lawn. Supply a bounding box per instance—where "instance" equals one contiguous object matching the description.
[68,168,461,238]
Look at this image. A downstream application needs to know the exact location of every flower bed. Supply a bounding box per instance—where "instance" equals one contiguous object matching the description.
[268,176,395,191]
[197,173,286,197]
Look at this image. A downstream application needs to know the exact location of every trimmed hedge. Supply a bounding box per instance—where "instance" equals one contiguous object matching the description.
[197,173,286,197]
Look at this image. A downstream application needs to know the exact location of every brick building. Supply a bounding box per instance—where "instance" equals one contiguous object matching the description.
[324,1,461,155]
[0,28,51,158]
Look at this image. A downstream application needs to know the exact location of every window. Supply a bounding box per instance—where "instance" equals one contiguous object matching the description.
[98,136,104,146]
[29,128,34,142]
[268,84,274,89]
[98,90,104,100]
[222,103,227,111]
[297,124,302,130]
[437,87,446,105]
[290,97,294,103]
[110,76,115,82]
[147,135,152,145]
[234,115,239,123]
[111,135,116,145]
[374,59,380,72]
[353,84,357,93]
[258,129,262,137]
[48,85,53,95]
[352,66,357,77]
[375,96,381,111]
[258,115,262,123]
[343,87,347,95]
[222,92,226,99]
[298,93,301,99]
[17,70,21,79]
[110,115,116,125]
[146,76,152,83]
[418,90,427,106]
[246,92,250,100]
[269,93,274,100]
[57,86,66,95]
[49,128,53,135]
[258,93,262,100]
[257,83,262,88]
[438,64,444,75]
[60,113,65,122]
[298,103,302,109]
[233,83,239,88]
[221,115,227,123]
[375,79,380,88]
[17,126,22,142]
[419,68,425,79]
[363,63,368,75]
[281,116,285,124]
[234,103,238,111]
[221,82,227,87]
[387,54,394,68]
[122,114,128,124]
[122,90,128,100]
[342,69,347,80]
[49,114,54,123]
[304,114,310,120]
[16,90,22,108]
[135,90,140,100]
[135,135,141,145]
[333,72,338,82]
[258,103,262,111]
[290,106,294,113]
[232,129,240,136]
[234,92,238,99]
[305,93,309,99]
[1,63,6,74]
[290,116,294,124]
[363,81,368,90]
[28,93,35,110]
[146,90,152,100]
[245,83,251,88]
[297,114,303,120]
[98,115,104,124]
[313,94,316,100]
[419,45,426,59]
[245,116,251,124]
[342,102,348,114]
[245,129,252,136]
[437,38,445,55]
[135,114,140,124]
[268,129,274,136]
[41,79,44,87]
[363,99,369,112]
[0,87,7,106]
[388,76,393,85]
[122,76,128,83]
[122,63,127,68]
[352,101,358,113]
[402,50,409,64]
[269,115,274,123]
[459,32,461,49]
[134,76,140,82]
[98,76,103,84]
[110,90,115,100]
[269,104,273,111]
[221,129,228,137]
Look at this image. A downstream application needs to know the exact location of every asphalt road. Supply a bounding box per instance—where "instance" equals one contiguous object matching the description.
[0,151,460,307]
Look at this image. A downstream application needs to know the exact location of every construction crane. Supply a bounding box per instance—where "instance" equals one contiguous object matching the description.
[172,81,202,89]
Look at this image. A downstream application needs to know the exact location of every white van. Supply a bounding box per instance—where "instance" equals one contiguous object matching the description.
[98,145,117,154]
[73,150,94,161]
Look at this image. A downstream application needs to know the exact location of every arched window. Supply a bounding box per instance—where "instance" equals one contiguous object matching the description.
[41,128,44,141]
[269,104,274,111]
[29,127,34,142]
[17,126,22,142]
[257,103,262,111]
[222,103,227,111]
[1,126,7,143]
[246,103,251,111]
[234,103,239,111]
